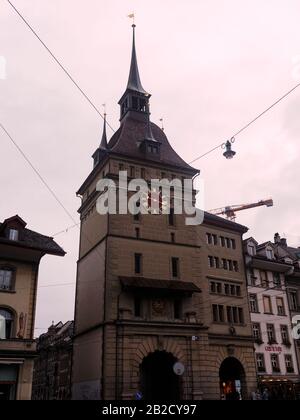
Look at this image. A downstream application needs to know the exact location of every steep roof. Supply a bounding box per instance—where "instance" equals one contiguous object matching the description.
[108,117,198,173]
[0,215,65,256]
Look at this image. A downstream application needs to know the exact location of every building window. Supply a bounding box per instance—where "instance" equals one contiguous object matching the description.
[256,354,266,372]
[130,166,135,178]
[208,256,214,268]
[214,257,220,269]
[280,325,290,345]
[263,295,272,314]
[9,229,19,241]
[285,355,294,373]
[134,253,142,274]
[174,299,182,320]
[260,271,269,288]
[231,239,236,249]
[135,228,140,239]
[171,233,175,243]
[119,163,124,171]
[273,273,281,288]
[168,208,175,226]
[212,234,218,246]
[267,324,276,344]
[248,244,256,256]
[252,323,262,342]
[210,282,222,294]
[206,233,212,245]
[222,259,228,270]
[133,200,141,222]
[289,292,298,311]
[226,306,244,324]
[220,236,225,247]
[276,297,285,316]
[0,308,14,339]
[271,354,280,373]
[226,238,231,248]
[171,257,179,278]
[134,297,142,317]
[212,304,224,323]
[228,260,233,271]
[141,168,145,179]
[266,249,274,259]
[249,294,259,313]
[0,269,13,291]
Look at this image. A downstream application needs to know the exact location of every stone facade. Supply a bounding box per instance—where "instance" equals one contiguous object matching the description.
[72,25,256,400]
[32,321,74,400]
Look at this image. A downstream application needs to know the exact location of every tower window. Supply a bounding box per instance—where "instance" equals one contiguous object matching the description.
[134,253,142,274]
[0,269,13,291]
[169,208,175,226]
[174,299,182,319]
[171,257,179,278]
[134,297,142,317]
[132,97,139,110]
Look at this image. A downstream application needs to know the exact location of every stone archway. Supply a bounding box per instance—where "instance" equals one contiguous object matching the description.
[140,351,182,400]
[219,357,247,400]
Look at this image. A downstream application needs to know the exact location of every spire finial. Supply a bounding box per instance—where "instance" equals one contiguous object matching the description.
[128,12,135,26]
[100,104,108,150]
[125,15,147,94]
[160,118,165,132]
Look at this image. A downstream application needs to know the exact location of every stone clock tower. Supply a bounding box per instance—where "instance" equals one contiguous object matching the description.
[72,25,256,400]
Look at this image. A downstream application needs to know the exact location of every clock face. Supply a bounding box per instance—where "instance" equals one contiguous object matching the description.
[141,188,169,214]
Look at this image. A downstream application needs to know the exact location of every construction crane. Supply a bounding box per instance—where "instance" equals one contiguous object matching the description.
[209,199,274,221]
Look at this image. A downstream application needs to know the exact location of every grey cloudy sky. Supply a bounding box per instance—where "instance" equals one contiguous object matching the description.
[1,0,300,334]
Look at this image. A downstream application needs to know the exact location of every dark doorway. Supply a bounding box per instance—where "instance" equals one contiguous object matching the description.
[0,383,15,400]
[140,351,181,400]
[219,357,246,400]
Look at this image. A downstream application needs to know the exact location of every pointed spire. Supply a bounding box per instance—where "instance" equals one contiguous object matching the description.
[126,24,148,94]
[99,110,108,150]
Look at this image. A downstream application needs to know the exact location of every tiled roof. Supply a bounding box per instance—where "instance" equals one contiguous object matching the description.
[0,222,65,256]
[108,117,198,173]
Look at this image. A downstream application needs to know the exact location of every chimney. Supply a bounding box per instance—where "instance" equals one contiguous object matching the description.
[280,238,287,248]
[274,233,281,244]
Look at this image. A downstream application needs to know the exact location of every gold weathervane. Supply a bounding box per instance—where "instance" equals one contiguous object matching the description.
[128,12,135,25]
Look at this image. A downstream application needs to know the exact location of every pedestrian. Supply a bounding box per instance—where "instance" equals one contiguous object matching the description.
[262,388,269,400]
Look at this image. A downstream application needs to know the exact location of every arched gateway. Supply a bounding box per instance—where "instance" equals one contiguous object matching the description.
[219,357,247,400]
[140,351,182,400]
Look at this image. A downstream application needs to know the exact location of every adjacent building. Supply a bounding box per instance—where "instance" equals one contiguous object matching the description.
[72,25,256,400]
[244,235,300,399]
[0,215,65,400]
[32,321,74,400]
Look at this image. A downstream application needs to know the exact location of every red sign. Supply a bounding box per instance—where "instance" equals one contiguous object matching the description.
[265,346,282,353]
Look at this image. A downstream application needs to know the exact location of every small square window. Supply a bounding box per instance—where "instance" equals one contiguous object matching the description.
[9,229,19,241]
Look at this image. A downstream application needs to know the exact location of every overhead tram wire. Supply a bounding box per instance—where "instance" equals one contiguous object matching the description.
[189,81,300,165]
[6,0,115,133]
[6,0,300,165]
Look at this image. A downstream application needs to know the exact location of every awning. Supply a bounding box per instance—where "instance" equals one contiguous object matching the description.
[120,277,201,296]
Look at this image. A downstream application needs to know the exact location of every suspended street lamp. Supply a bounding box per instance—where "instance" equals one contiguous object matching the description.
[222,137,236,159]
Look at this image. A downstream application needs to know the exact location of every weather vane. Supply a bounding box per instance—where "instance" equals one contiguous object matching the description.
[102,103,107,117]
[160,118,165,131]
[128,12,135,26]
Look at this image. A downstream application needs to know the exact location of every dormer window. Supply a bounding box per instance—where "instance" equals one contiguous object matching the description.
[248,244,256,256]
[9,229,19,241]
[147,144,159,154]
[266,249,274,260]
